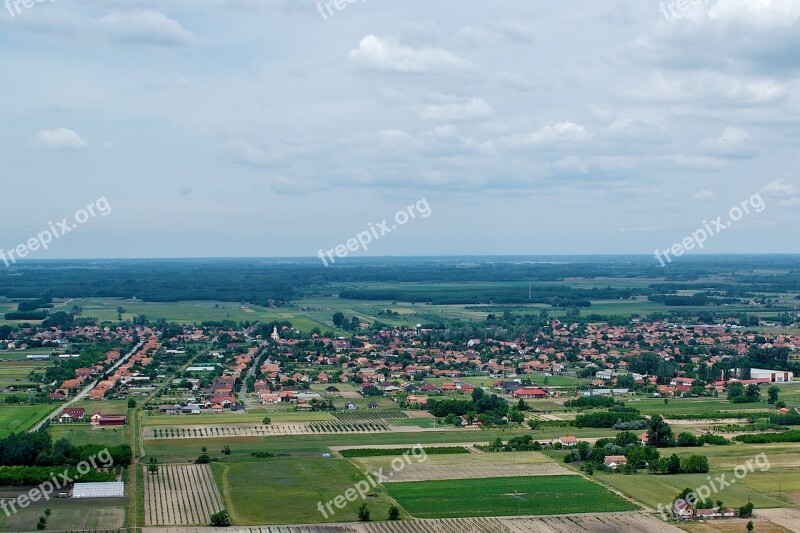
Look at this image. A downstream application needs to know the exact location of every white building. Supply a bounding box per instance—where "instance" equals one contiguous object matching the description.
[751,368,794,383]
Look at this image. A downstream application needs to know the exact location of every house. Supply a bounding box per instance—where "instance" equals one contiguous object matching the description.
[180,404,201,415]
[345,402,357,410]
[367,402,379,409]
[559,436,578,447]
[603,455,627,469]
[513,388,549,399]
[406,395,428,406]
[159,405,179,414]
[59,408,85,423]
[638,432,650,445]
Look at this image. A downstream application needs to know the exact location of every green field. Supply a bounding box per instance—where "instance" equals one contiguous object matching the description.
[212,458,396,524]
[0,361,51,388]
[0,494,125,532]
[0,404,54,436]
[597,443,800,510]
[49,423,131,447]
[385,475,638,518]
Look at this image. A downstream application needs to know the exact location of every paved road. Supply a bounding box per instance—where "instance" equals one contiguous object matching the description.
[29,339,145,432]
[237,346,268,410]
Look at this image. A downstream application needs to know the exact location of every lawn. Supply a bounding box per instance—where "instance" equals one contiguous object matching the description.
[212,458,397,524]
[0,404,54,436]
[629,397,773,416]
[385,475,638,518]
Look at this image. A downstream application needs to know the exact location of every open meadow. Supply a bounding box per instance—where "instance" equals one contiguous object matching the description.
[0,404,55,437]
[385,475,638,519]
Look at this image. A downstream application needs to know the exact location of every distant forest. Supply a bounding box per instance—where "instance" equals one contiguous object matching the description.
[0,256,799,305]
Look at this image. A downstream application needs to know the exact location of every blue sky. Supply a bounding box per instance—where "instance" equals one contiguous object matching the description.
[1,0,798,259]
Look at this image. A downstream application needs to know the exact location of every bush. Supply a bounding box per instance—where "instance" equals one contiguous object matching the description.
[209,510,231,527]
[358,503,370,522]
[735,430,800,444]
[388,505,400,520]
[195,454,211,464]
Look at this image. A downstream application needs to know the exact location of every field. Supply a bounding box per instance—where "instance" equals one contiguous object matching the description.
[212,458,397,525]
[143,464,224,526]
[597,442,800,510]
[0,361,51,388]
[385,475,638,518]
[361,512,686,533]
[352,451,575,482]
[147,420,391,440]
[49,423,131,447]
[144,410,335,425]
[0,491,125,532]
[333,409,409,422]
[338,446,469,457]
[0,404,54,437]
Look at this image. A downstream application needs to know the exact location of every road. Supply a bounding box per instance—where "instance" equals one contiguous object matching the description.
[237,346,268,410]
[29,339,145,432]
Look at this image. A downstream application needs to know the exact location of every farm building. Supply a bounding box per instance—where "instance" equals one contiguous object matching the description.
[72,482,125,498]
[90,413,127,427]
[750,368,794,382]
[513,388,549,399]
[26,354,51,361]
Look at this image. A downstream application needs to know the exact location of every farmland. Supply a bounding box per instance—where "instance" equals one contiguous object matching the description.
[0,404,55,437]
[385,475,639,518]
[147,420,392,439]
[212,458,398,525]
[351,451,575,482]
[143,464,224,526]
[0,490,125,533]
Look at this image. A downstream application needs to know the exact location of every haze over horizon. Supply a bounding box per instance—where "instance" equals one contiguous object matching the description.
[2,0,799,260]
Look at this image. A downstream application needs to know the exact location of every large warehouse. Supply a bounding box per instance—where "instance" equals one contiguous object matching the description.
[751,368,794,383]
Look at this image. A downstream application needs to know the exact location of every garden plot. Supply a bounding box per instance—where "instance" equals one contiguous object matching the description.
[147,421,390,440]
[352,451,574,482]
[333,409,408,422]
[144,464,224,526]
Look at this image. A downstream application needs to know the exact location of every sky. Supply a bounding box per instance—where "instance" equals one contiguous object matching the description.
[1,0,799,260]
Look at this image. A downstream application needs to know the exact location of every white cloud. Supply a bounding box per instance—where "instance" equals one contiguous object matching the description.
[420,98,494,121]
[348,35,472,73]
[99,10,196,47]
[693,189,716,200]
[698,126,756,158]
[762,178,799,196]
[31,128,88,150]
[510,122,588,146]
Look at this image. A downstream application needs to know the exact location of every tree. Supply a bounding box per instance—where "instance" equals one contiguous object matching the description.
[388,505,400,521]
[209,510,231,527]
[739,502,754,518]
[745,384,761,400]
[222,445,231,455]
[767,386,779,404]
[357,503,371,522]
[148,463,158,474]
[746,520,754,532]
[667,454,682,474]
[127,399,137,409]
[727,382,745,400]
[332,312,345,327]
[263,417,271,425]
[647,415,674,447]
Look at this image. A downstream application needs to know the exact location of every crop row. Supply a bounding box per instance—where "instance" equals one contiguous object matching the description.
[333,409,409,421]
[307,420,389,433]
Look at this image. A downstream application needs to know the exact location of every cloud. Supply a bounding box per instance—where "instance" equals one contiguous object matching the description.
[348,35,472,73]
[420,98,494,122]
[693,189,716,200]
[99,10,196,46]
[498,122,589,148]
[697,126,756,158]
[763,178,799,196]
[453,21,536,47]
[31,128,88,150]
